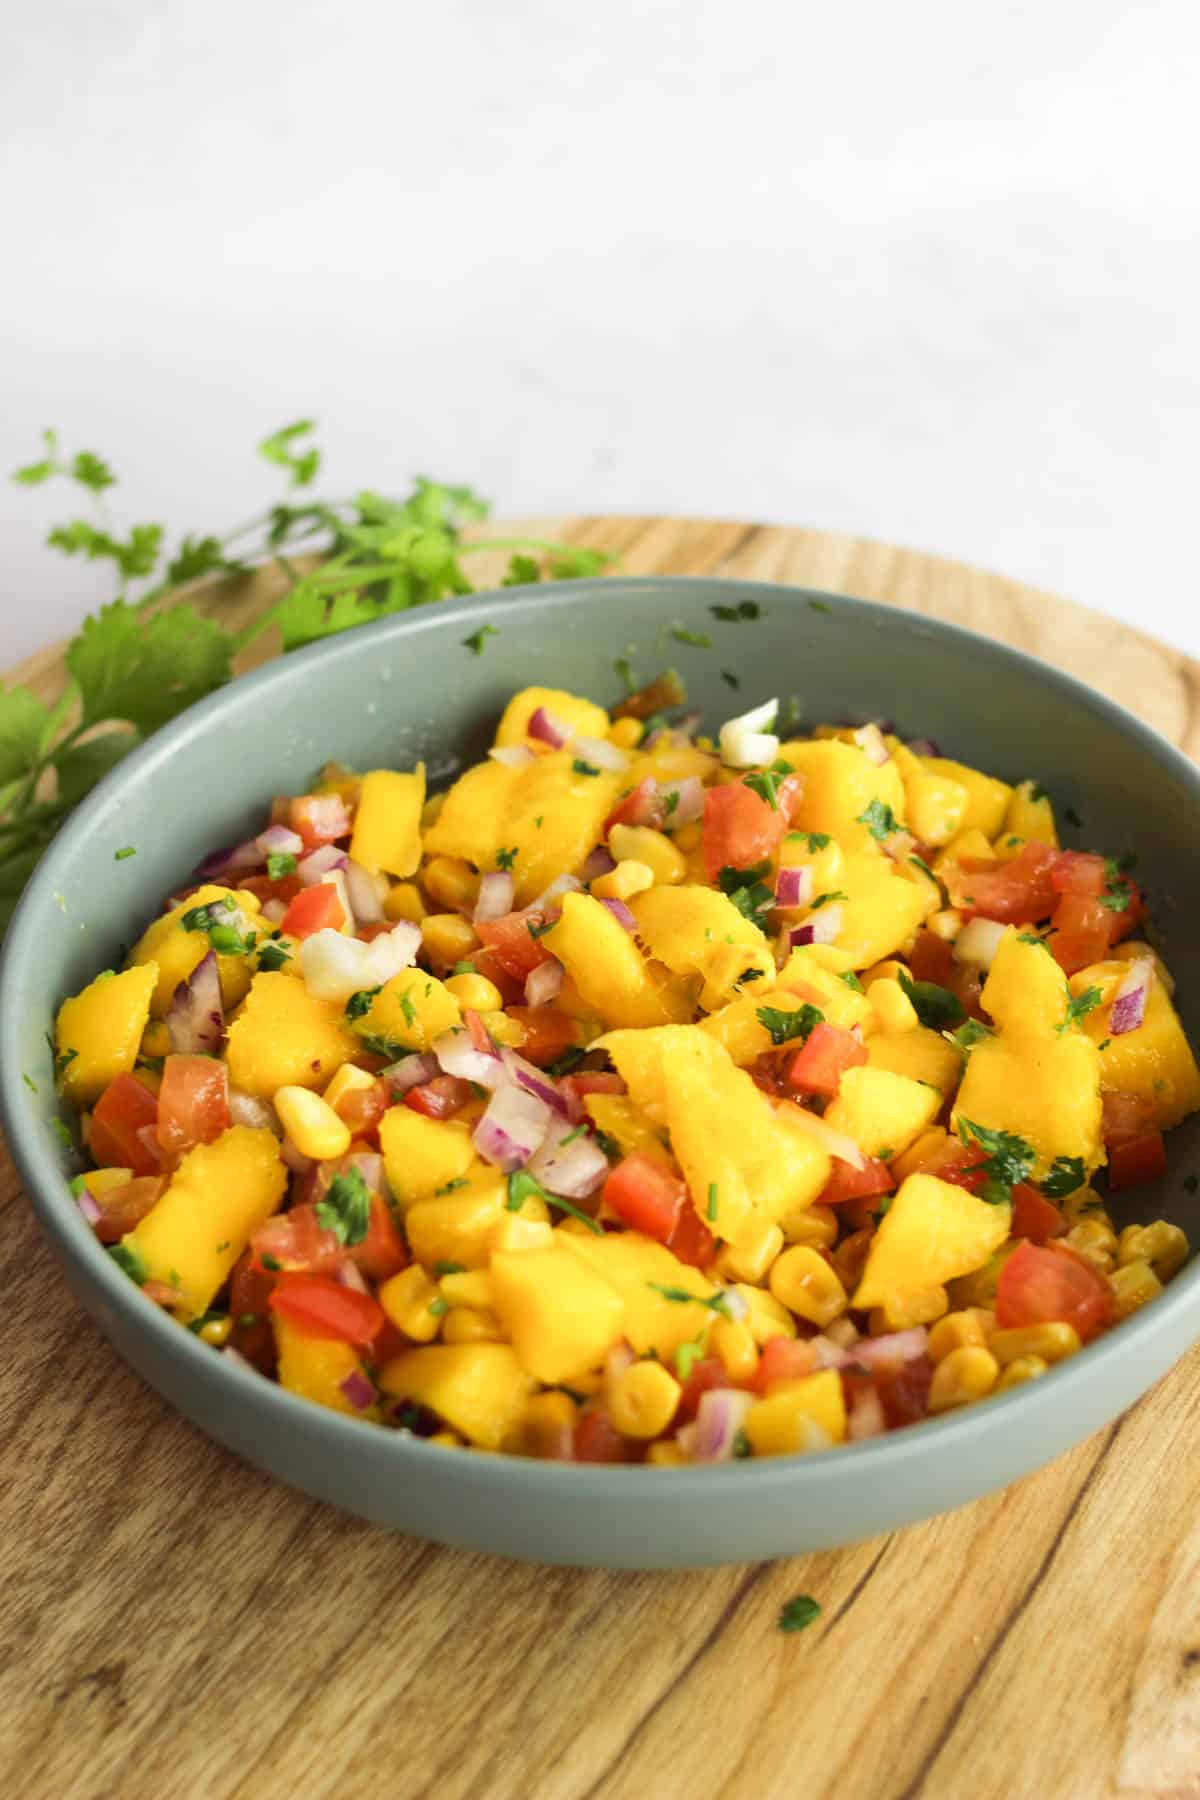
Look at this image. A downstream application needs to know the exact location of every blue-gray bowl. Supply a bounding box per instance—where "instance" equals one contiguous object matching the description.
[3,576,1198,1568]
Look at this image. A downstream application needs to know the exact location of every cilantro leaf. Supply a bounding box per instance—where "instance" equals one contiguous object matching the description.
[809,890,848,910]
[778,1596,821,1633]
[463,625,499,656]
[70,451,117,493]
[12,430,60,485]
[787,831,830,851]
[898,969,966,1030]
[67,600,232,734]
[314,1167,372,1247]
[744,769,783,810]
[670,626,711,648]
[856,799,901,842]
[1060,986,1102,1033]
[956,1117,1035,1204]
[344,987,382,1022]
[756,1002,824,1046]
[503,554,541,587]
[1040,1156,1087,1199]
[0,685,52,785]
[839,971,865,993]
[258,419,321,488]
[951,1017,993,1052]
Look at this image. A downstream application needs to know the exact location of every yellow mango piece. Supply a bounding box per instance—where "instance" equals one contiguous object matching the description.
[630,884,770,1009]
[627,742,720,787]
[853,1173,1011,1311]
[494,686,609,748]
[349,766,426,877]
[1075,963,1200,1131]
[776,947,875,1030]
[55,963,158,1106]
[130,884,262,1016]
[225,971,358,1098]
[380,1108,478,1209]
[980,929,1070,1035]
[274,1313,379,1420]
[583,1093,673,1165]
[776,739,908,852]
[125,1126,286,1318]
[902,768,969,847]
[777,833,847,896]
[953,1034,1103,1180]
[545,892,684,1028]
[921,757,1012,838]
[489,1246,625,1382]
[824,1066,943,1160]
[1004,779,1058,847]
[407,1168,548,1268]
[424,751,622,906]
[378,1343,534,1450]
[809,849,929,971]
[744,1370,847,1456]
[556,1229,718,1357]
[700,963,869,1069]
[353,968,461,1055]
[932,827,996,877]
[867,1026,963,1097]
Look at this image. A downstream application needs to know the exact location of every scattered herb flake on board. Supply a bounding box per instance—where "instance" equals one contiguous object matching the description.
[779,1595,822,1633]
[462,625,498,655]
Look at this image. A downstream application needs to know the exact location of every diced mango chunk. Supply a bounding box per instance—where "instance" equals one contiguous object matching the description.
[379,1109,478,1210]
[490,1245,625,1382]
[867,1026,963,1097]
[852,1173,1011,1311]
[546,892,687,1029]
[225,972,358,1097]
[555,1229,718,1357]
[981,929,1071,1036]
[744,1370,847,1455]
[55,963,158,1106]
[349,767,426,877]
[129,884,261,1016]
[953,1033,1103,1180]
[494,686,609,748]
[921,757,1012,838]
[823,1066,943,1160]
[379,1344,534,1450]
[352,969,461,1055]
[1074,962,1200,1131]
[274,1313,379,1419]
[776,739,908,853]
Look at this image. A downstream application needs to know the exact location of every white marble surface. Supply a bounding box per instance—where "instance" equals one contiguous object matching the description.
[3,0,1198,666]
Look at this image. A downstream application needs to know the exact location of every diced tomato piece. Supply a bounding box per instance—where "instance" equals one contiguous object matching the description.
[288,792,352,851]
[334,1078,391,1135]
[280,883,345,939]
[156,1054,231,1156]
[251,1203,344,1276]
[89,1074,161,1176]
[818,1155,895,1207]
[561,1071,627,1100]
[1051,851,1107,897]
[1010,1182,1067,1244]
[87,1175,165,1244]
[238,872,303,909]
[702,779,789,883]
[906,928,956,987]
[467,947,525,1007]
[1102,1089,1156,1148]
[666,1203,717,1270]
[403,1075,472,1120]
[267,1273,384,1345]
[994,1239,1114,1340]
[873,1355,933,1428]
[676,1355,728,1422]
[349,1193,408,1282]
[475,910,557,983]
[784,1022,868,1098]
[229,1250,279,1372]
[602,778,664,837]
[1048,893,1115,975]
[1108,1132,1168,1191]
[505,1007,580,1069]
[573,1408,634,1462]
[603,1154,685,1242]
[753,1336,818,1394]
[950,842,1059,923]
[929,1141,987,1192]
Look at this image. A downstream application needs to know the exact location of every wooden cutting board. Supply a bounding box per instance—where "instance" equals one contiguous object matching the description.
[3,516,1199,1800]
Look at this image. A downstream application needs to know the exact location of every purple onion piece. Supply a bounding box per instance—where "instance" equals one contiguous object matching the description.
[527,1123,609,1198]
[76,1186,102,1225]
[853,1328,929,1369]
[256,823,304,857]
[382,1052,440,1095]
[528,706,569,748]
[1109,984,1148,1036]
[525,958,565,1008]
[167,950,225,1055]
[580,846,617,882]
[472,1081,554,1170]
[298,843,348,886]
[598,896,637,932]
[338,1368,378,1410]
[500,1048,571,1117]
[474,870,515,924]
[775,865,814,908]
[691,1389,754,1462]
[194,839,264,881]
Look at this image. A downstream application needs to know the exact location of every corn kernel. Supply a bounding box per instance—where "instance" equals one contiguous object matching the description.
[482,1010,525,1048]
[989,1321,1081,1365]
[715,1221,785,1286]
[830,1229,873,1294]
[869,1286,949,1332]
[607,824,687,885]
[199,1315,233,1347]
[1109,1258,1164,1319]
[379,1265,442,1342]
[591,860,655,902]
[609,1361,682,1438]
[439,1269,494,1311]
[441,1307,503,1344]
[779,1202,837,1249]
[1118,1221,1189,1282]
[608,716,643,749]
[927,1309,988,1363]
[445,972,503,1013]
[486,1215,555,1255]
[867,976,918,1034]
[710,1317,760,1383]
[140,1019,171,1060]
[522,1390,577,1457]
[928,1345,999,1412]
[769,1246,848,1328]
[384,881,426,924]
[322,1062,377,1110]
[1063,1217,1118,1272]
[646,1440,689,1466]
[994,1354,1049,1392]
[674,822,703,853]
[927,909,964,942]
[420,912,480,972]
[273,1085,352,1161]
[824,1315,860,1349]
[420,793,446,828]
[422,856,479,911]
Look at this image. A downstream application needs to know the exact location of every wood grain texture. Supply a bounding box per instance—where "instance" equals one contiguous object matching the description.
[3,516,1199,1800]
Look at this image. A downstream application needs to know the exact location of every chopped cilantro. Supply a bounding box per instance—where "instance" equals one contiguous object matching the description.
[675,1340,705,1380]
[807,599,832,614]
[534,815,544,829]
[717,860,775,929]
[1098,1038,1111,1051]
[733,1429,751,1458]
[572,758,601,777]
[108,1242,148,1284]
[721,670,740,689]
[614,656,636,693]
[710,599,761,622]
[1184,1175,1199,1195]
[744,768,783,810]
[736,966,765,985]
[593,1128,621,1160]
[810,890,848,910]
[462,624,498,655]
[434,1260,466,1276]
[1040,1156,1087,1199]
[114,846,136,861]
[344,986,382,1021]
[527,916,558,940]
[496,846,518,871]
[546,1045,586,1077]
[398,989,418,1029]
[356,1033,409,1061]
[266,851,298,879]
[314,1167,372,1247]
[898,970,965,1030]
[875,1195,893,1221]
[1064,806,1082,828]
[1017,932,1053,953]
[257,939,292,972]
[856,799,901,843]
[428,1297,449,1318]
[22,1072,37,1093]
[756,1002,824,1047]
[648,1282,740,1317]
[434,1178,469,1195]
[908,854,939,884]
[1060,987,1102,1034]
[779,1595,822,1632]
[707,1182,718,1221]
[260,1253,283,1272]
[670,626,711,648]
[839,971,865,993]
[507,1168,602,1232]
[451,959,477,976]
[50,1117,73,1149]
[951,1018,993,1052]
[956,1118,1035,1204]
[787,831,831,851]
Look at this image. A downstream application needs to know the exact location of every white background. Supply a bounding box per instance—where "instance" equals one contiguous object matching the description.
[3,0,1198,667]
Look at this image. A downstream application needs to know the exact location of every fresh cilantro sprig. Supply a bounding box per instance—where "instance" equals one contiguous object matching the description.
[756,1002,824,1047]
[3,422,614,935]
[898,969,966,1031]
[956,1117,1035,1205]
[314,1167,373,1247]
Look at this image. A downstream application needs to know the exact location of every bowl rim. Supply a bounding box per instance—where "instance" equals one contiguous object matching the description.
[4,570,1199,1500]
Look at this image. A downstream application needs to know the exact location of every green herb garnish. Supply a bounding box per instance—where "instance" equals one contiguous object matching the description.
[257,939,292,971]
[572,758,601,778]
[670,626,711,648]
[956,1118,1035,1205]
[462,625,498,656]
[856,800,901,843]
[756,1002,824,1047]
[787,831,831,851]
[345,986,383,1022]
[314,1167,372,1247]
[108,1242,148,1285]
[810,890,848,910]
[839,971,865,993]
[114,846,136,861]
[496,846,518,871]
[266,851,298,879]
[744,768,783,810]
[779,1595,822,1632]
[707,1182,719,1221]
[898,969,966,1030]
[1060,986,1102,1034]
[1040,1156,1087,1199]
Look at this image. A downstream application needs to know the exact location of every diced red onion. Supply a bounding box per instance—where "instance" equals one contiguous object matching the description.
[344,858,390,925]
[474,871,515,923]
[692,1389,754,1462]
[76,1186,102,1225]
[337,1261,370,1294]
[784,1107,865,1168]
[229,1088,277,1131]
[657,775,705,827]
[473,1082,553,1170]
[382,1052,439,1094]
[954,917,1008,968]
[527,1123,609,1198]
[808,1335,851,1370]
[848,1387,887,1440]
[909,737,940,757]
[528,706,570,749]
[338,1368,378,1410]
[281,1137,315,1176]
[525,958,564,1007]
[500,1048,570,1116]
[1110,959,1153,1036]
[361,922,422,987]
[256,823,304,857]
[790,905,842,948]
[532,873,582,910]
[345,1150,386,1194]
[775,865,814,909]
[581,846,617,882]
[599,897,637,932]
[489,744,537,767]
[298,843,348,885]
[304,793,353,840]
[852,723,890,765]
[431,1030,503,1087]
[571,734,630,772]
[194,839,264,881]
[854,1328,929,1369]
[167,949,224,1055]
[261,899,288,925]
[221,1345,256,1372]
[299,928,374,1002]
